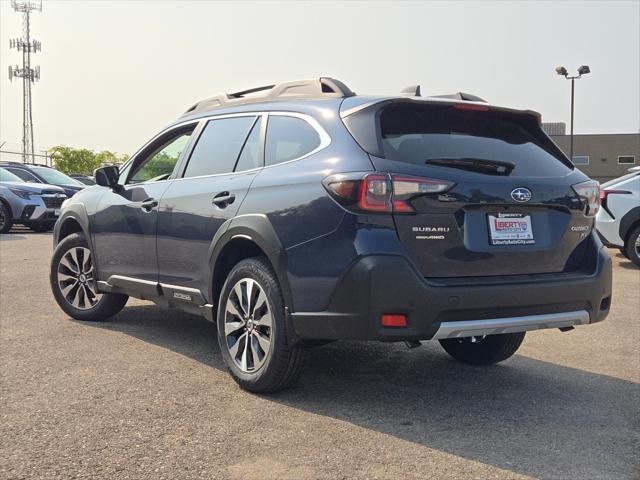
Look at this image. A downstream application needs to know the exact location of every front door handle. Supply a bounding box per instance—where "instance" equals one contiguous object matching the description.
[212,191,236,208]
[140,198,158,212]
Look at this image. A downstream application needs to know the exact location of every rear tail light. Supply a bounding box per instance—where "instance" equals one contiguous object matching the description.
[599,189,632,217]
[572,180,600,216]
[324,172,454,214]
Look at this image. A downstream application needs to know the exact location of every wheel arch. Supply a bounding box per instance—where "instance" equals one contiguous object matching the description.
[208,214,293,313]
[619,206,640,243]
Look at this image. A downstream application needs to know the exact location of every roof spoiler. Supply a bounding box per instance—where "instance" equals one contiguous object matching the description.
[399,85,487,103]
[182,77,355,117]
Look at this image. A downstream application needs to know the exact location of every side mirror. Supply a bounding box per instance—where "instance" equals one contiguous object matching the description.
[94,165,122,191]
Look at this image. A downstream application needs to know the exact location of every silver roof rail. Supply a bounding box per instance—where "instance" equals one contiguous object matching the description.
[182,77,355,117]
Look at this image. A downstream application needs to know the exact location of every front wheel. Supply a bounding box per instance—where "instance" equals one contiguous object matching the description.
[624,225,640,267]
[0,202,13,234]
[50,232,128,321]
[439,332,525,365]
[217,257,307,393]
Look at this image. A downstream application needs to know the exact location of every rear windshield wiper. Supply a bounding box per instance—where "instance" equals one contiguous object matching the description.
[425,158,515,176]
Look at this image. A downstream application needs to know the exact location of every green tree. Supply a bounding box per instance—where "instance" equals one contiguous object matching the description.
[50,146,101,175]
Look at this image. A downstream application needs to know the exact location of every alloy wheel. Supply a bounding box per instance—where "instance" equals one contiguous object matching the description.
[224,278,273,373]
[635,234,640,256]
[57,247,101,310]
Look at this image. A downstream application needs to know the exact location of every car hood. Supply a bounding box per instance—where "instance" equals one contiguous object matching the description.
[0,181,66,195]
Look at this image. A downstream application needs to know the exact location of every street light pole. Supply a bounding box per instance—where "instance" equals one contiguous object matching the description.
[555,65,591,163]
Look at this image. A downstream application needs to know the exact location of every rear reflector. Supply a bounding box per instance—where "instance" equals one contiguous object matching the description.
[381,314,407,328]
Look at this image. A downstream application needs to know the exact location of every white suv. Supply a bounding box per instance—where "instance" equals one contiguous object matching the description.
[596,166,640,266]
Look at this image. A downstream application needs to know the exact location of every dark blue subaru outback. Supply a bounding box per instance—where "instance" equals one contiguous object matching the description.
[50,78,611,392]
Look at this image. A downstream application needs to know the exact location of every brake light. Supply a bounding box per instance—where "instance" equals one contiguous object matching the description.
[600,189,632,217]
[453,103,490,112]
[324,173,454,213]
[572,180,600,216]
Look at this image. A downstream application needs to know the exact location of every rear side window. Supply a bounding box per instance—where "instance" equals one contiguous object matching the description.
[6,168,38,182]
[265,116,320,166]
[184,116,257,178]
[379,104,572,177]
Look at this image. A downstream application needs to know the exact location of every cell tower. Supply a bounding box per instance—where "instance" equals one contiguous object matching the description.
[8,0,42,164]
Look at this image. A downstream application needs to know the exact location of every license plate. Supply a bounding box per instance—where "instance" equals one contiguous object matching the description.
[488,213,534,245]
[54,209,61,216]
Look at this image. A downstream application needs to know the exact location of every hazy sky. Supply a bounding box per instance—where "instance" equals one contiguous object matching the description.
[0,0,638,156]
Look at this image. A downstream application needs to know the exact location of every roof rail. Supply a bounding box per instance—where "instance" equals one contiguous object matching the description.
[182,77,355,117]
[430,92,487,103]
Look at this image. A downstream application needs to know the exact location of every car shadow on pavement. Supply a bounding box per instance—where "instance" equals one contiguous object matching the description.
[85,304,639,480]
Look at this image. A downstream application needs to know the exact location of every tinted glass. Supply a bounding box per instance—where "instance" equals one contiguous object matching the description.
[265,116,320,166]
[0,167,24,182]
[31,166,83,186]
[234,118,262,172]
[380,104,572,177]
[184,116,256,178]
[130,132,192,184]
[6,168,38,182]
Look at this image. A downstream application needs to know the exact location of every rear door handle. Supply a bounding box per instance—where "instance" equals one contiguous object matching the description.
[212,191,236,208]
[140,198,158,212]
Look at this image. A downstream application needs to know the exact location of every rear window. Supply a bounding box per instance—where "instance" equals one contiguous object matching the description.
[379,104,571,177]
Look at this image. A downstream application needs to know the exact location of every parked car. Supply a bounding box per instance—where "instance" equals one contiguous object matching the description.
[0,167,67,233]
[0,162,85,198]
[596,166,640,266]
[69,174,96,186]
[50,78,612,392]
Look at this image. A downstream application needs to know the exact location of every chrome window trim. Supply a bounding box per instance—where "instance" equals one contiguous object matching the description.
[128,111,332,183]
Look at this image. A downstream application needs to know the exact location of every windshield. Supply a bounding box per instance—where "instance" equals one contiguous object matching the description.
[31,166,83,186]
[379,104,572,177]
[0,167,25,183]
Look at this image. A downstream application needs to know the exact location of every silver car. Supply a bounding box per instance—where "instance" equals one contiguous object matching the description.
[0,167,67,233]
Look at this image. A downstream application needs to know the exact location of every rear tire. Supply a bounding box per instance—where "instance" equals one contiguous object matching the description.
[0,202,13,234]
[217,257,307,393]
[624,225,640,267]
[50,232,128,321]
[439,332,525,365]
[28,222,53,233]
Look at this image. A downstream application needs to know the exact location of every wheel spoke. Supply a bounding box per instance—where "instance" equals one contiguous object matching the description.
[240,333,249,371]
[71,284,83,308]
[61,280,78,298]
[245,279,254,316]
[81,249,92,273]
[57,271,76,283]
[234,283,247,316]
[254,311,272,328]
[228,332,246,360]
[225,299,243,321]
[253,330,270,355]
[60,254,79,274]
[225,319,244,336]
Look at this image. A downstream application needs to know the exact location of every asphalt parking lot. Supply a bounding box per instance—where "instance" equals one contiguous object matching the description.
[1,231,638,480]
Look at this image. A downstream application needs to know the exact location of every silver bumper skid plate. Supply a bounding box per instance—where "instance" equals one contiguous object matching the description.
[433,310,590,339]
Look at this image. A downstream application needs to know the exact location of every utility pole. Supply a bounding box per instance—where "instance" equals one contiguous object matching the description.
[8,0,42,164]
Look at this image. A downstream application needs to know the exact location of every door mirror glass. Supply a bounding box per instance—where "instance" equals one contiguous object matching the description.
[95,165,121,190]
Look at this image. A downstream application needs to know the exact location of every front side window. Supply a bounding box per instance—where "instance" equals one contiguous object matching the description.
[0,167,24,182]
[265,116,321,166]
[183,116,257,178]
[6,168,39,183]
[129,130,193,184]
[30,166,83,186]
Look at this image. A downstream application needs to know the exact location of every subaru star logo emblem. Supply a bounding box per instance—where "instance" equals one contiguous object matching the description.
[511,187,532,202]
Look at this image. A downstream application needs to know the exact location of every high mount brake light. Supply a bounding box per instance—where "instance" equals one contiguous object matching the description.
[453,103,490,112]
[323,173,454,213]
[572,180,600,216]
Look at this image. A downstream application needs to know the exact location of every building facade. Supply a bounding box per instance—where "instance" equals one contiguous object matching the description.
[541,124,639,182]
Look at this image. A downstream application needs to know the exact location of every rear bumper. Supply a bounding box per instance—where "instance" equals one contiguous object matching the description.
[290,245,612,342]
